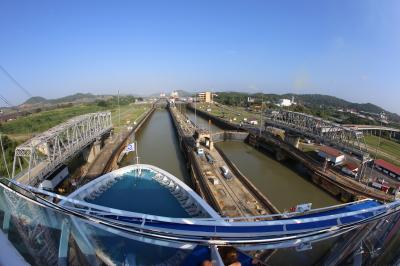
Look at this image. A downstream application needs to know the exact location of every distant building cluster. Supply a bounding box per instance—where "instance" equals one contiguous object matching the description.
[337,109,388,124]
[314,144,399,193]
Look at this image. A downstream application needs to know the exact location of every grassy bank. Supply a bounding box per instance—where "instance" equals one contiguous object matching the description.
[0,102,151,177]
[0,104,107,137]
[365,135,400,166]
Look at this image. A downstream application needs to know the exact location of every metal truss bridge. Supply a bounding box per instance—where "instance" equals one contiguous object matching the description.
[266,110,369,158]
[12,111,112,186]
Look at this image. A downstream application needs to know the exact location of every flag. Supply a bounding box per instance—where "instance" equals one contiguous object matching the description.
[125,143,135,153]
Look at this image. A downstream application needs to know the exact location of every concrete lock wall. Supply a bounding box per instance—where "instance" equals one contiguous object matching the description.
[212,131,249,143]
[284,134,300,148]
[187,105,240,131]
[83,140,101,163]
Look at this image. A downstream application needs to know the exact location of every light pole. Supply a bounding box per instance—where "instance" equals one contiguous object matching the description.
[118,90,121,129]
[364,111,385,183]
[194,94,197,127]
[259,97,264,136]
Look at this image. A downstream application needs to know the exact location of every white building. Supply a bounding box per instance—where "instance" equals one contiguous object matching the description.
[317,146,345,165]
[277,97,295,107]
[170,91,179,98]
[248,118,258,125]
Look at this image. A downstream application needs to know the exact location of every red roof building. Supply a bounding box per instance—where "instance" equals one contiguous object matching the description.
[344,162,359,172]
[317,146,345,164]
[341,162,359,176]
[318,146,342,157]
[375,159,400,176]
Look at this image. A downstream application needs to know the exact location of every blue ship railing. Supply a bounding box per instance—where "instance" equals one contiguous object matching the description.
[2,176,400,246]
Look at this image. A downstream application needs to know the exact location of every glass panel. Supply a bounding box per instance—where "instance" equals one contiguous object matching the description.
[0,182,195,265]
[1,179,400,265]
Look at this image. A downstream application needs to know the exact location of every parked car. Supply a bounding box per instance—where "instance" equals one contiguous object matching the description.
[220,166,232,180]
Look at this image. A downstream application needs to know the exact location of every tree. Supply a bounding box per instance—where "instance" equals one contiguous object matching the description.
[97,100,108,107]
[0,135,18,177]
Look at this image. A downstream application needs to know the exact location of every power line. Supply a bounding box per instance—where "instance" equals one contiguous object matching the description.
[0,64,32,97]
[0,94,13,107]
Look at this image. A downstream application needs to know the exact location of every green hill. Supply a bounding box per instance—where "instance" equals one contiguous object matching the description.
[23,93,98,105]
[215,92,399,122]
[49,93,97,104]
[23,96,47,104]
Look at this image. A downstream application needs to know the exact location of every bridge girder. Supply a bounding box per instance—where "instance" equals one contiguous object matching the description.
[266,110,369,158]
[12,111,112,185]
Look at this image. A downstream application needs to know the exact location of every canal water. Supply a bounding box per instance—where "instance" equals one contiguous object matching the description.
[216,141,339,210]
[186,109,339,211]
[120,109,191,184]
[121,107,338,211]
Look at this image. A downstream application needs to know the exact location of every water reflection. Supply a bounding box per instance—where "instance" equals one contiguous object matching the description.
[217,141,339,210]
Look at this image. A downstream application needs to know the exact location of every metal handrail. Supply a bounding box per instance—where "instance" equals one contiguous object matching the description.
[3,175,400,226]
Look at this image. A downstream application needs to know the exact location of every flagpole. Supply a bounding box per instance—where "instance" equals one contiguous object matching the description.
[135,140,139,165]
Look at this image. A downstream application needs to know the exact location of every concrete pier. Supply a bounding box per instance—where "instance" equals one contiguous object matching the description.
[169,104,279,217]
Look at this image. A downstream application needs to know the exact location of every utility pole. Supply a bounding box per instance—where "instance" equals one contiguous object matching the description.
[118,90,121,129]
[194,94,197,126]
[364,111,385,183]
[209,119,213,150]
[259,96,263,136]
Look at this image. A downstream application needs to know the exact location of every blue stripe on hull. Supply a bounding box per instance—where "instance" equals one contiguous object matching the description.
[88,199,397,238]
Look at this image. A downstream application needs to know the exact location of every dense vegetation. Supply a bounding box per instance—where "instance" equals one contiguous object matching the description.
[96,95,137,107]
[0,135,19,177]
[214,92,400,124]
[0,104,107,136]
[1,96,138,136]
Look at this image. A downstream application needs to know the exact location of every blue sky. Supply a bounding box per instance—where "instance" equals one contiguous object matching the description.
[1,0,399,113]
